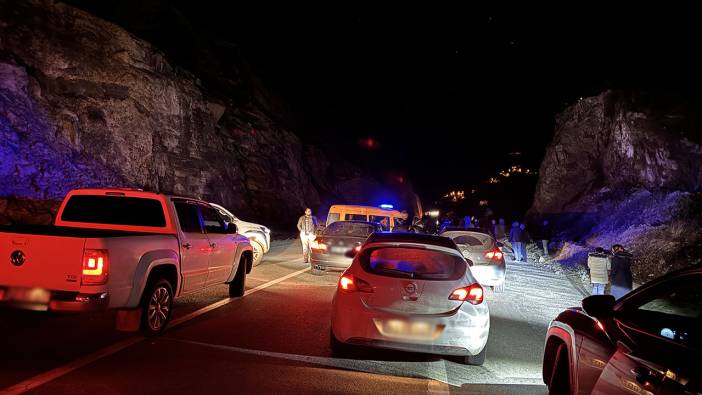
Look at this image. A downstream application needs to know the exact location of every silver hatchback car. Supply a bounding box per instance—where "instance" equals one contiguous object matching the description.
[330,233,490,365]
[440,229,506,292]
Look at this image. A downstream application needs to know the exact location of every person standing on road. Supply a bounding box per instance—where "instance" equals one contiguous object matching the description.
[518,223,530,262]
[297,208,318,263]
[494,218,506,240]
[587,247,611,295]
[539,219,552,256]
[463,215,473,229]
[610,244,633,299]
[509,221,523,262]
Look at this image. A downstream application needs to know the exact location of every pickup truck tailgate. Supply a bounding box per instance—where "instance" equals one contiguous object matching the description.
[1,233,85,292]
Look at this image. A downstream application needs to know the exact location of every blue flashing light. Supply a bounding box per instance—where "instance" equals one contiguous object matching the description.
[379,204,394,209]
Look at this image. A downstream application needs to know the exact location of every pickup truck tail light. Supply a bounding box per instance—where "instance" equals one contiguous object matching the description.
[82,249,109,285]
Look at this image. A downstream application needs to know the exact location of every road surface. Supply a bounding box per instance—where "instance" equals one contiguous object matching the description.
[0,239,585,394]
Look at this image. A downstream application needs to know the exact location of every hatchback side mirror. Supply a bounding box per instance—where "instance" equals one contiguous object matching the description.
[226,222,238,234]
[582,295,615,319]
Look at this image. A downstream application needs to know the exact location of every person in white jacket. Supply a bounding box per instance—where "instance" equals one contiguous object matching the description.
[587,247,611,295]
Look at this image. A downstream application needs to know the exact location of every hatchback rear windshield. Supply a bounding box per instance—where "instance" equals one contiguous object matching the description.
[324,221,377,237]
[361,247,466,280]
[61,195,167,227]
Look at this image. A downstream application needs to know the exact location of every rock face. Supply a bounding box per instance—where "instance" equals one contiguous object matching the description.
[0,0,415,228]
[531,91,702,281]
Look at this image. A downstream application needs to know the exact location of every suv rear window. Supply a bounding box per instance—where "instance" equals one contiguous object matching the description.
[61,195,166,227]
[361,247,466,280]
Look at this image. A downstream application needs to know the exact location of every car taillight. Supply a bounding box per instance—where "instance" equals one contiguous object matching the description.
[82,249,109,285]
[449,283,484,304]
[354,245,362,252]
[484,249,503,261]
[310,240,327,251]
[338,274,373,293]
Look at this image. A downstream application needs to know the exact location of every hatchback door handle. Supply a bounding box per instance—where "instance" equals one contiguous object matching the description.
[183,243,192,250]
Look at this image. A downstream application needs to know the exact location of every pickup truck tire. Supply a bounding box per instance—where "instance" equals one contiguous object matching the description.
[251,241,264,267]
[140,278,174,336]
[229,258,247,297]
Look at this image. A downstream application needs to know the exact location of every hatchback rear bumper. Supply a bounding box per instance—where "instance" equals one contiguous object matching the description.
[332,293,489,356]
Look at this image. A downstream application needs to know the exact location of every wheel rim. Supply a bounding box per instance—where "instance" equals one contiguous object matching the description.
[147,286,170,331]
[253,244,262,262]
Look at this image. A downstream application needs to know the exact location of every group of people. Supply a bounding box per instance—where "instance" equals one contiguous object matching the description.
[507,219,552,262]
[587,244,633,299]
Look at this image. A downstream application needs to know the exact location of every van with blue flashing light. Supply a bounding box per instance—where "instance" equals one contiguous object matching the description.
[326,204,407,231]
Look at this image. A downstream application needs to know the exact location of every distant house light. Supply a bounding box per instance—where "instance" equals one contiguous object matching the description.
[379,204,394,209]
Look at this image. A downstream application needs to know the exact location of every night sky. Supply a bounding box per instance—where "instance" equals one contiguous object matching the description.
[68,2,702,207]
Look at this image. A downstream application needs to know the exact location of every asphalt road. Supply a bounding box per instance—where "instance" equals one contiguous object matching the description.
[0,240,584,394]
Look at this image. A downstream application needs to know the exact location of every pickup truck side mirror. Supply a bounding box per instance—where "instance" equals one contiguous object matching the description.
[226,222,238,234]
[582,295,615,319]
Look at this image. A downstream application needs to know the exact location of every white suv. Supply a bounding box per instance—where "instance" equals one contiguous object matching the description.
[210,203,270,266]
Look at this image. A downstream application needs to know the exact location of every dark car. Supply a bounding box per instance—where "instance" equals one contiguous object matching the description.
[542,265,701,395]
[309,221,382,275]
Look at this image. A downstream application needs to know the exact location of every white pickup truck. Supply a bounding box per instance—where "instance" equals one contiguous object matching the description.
[0,188,252,335]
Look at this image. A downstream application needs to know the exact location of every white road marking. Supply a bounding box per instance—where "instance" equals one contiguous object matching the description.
[170,267,310,327]
[0,337,144,395]
[0,267,310,395]
[166,338,544,387]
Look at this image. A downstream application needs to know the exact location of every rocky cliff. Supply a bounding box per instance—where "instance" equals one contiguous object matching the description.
[531,91,702,282]
[0,0,415,228]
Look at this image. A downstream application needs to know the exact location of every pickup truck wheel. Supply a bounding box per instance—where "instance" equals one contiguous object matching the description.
[251,241,264,267]
[140,279,173,336]
[229,258,247,297]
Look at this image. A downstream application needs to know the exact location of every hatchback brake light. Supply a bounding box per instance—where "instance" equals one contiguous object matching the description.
[449,283,484,304]
[82,249,109,285]
[338,274,373,293]
[485,249,503,261]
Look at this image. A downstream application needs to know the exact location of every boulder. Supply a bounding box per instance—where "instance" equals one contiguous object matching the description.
[531,91,702,281]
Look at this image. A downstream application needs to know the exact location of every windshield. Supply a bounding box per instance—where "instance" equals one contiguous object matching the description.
[324,221,377,237]
[361,247,466,280]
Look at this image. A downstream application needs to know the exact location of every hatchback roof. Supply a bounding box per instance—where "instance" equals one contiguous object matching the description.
[366,232,458,249]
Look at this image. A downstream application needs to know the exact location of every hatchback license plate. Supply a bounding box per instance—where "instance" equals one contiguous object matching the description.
[375,319,437,339]
[330,246,348,253]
